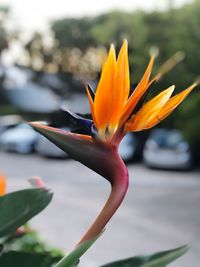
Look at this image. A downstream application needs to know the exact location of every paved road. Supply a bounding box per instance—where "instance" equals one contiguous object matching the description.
[0,152,200,267]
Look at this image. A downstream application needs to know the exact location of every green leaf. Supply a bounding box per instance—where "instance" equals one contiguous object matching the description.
[0,189,53,237]
[55,233,102,267]
[101,245,189,267]
[0,251,61,267]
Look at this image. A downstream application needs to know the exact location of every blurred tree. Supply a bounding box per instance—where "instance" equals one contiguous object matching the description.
[0,5,10,58]
[0,27,8,57]
[51,16,109,79]
[24,32,58,72]
[0,5,10,107]
[0,5,22,113]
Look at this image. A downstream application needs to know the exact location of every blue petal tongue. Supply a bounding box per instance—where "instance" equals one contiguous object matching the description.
[62,107,92,127]
[61,107,98,136]
[61,83,97,136]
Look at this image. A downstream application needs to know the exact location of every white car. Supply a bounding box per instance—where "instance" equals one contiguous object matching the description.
[119,133,137,163]
[0,123,39,154]
[143,129,192,170]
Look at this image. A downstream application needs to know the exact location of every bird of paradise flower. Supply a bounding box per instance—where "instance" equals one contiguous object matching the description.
[30,40,197,247]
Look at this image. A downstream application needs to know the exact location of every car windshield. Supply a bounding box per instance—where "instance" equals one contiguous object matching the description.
[151,130,183,148]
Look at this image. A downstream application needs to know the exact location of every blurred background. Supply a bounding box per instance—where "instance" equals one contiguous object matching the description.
[0,0,200,266]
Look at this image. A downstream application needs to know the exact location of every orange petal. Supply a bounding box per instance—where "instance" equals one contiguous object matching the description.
[144,83,197,129]
[110,40,130,128]
[118,40,130,103]
[94,45,116,131]
[125,85,175,132]
[86,85,97,126]
[0,173,6,196]
[120,54,155,126]
[148,51,185,87]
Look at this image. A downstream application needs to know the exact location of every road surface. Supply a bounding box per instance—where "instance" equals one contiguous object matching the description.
[0,152,200,267]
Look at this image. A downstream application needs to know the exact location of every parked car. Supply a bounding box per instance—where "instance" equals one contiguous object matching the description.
[35,134,68,158]
[143,129,192,170]
[0,115,22,136]
[119,133,138,163]
[0,123,39,154]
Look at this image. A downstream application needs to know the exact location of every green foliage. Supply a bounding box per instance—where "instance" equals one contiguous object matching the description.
[177,91,200,144]
[0,5,10,13]
[1,229,63,267]
[0,5,10,54]
[52,17,95,49]
[0,25,8,53]
[0,189,53,237]
[55,233,102,267]
[0,186,63,266]
[101,245,188,267]
[0,251,60,267]
[54,234,187,267]
[0,245,188,267]
[4,227,63,257]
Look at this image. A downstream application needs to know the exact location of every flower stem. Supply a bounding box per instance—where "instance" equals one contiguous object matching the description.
[76,152,129,246]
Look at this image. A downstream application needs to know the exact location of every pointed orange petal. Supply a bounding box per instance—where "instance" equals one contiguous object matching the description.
[125,85,175,132]
[94,45,116,130]
[144,83,197,129]
[119,54,155,126]
[115,40,130,103]
[86,85,97,126]
[0,173,6,196]
[148,51,185,87]
[110,40,130,128]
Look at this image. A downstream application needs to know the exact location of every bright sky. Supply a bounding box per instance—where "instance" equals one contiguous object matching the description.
[2,0,192,33]
[1,0,192,64]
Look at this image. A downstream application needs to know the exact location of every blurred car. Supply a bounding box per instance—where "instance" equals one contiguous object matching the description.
[0,123,39,154]
[143,129,192,170]
[0,115,22,136]
[35,134,68,158]
[119,133,137,163]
